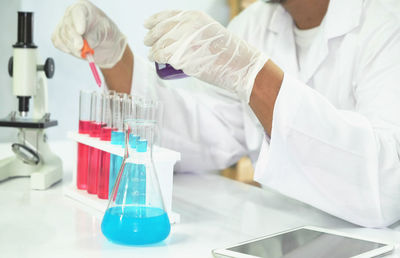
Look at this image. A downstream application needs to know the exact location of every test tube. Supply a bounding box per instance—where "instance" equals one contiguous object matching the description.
[97,94,114,199]
[108,93,129,196]
[136,98,160,120]
[87,92,103,194]
[129,96,145,204]
[136,98,162,145]
[76,90,91,190]
[128,95,139,148]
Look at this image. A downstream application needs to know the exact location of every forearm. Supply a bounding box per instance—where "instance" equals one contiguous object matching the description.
[249,59,284,135]
[100,45,134,94]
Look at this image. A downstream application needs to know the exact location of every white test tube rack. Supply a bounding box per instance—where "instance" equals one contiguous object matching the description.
[64,131,181,224]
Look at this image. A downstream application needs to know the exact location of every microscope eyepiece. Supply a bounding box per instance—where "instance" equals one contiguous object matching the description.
[14,12,37,49]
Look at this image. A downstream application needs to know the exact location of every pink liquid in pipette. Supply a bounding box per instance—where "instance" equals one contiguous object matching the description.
[85,52,102,88]
[89,62,102,87]
[81,40,102,88]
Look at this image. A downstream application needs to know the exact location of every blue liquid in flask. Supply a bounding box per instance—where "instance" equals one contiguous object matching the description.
[101,206,171,245]
[103,120,169,246]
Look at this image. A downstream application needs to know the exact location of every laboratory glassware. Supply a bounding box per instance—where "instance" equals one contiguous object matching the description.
[98,93,114,199]
[87,92,103,194]
[136,98,160,121]
[81,39,102,87]
[155,63,188,80]
[77,90,92,189]
[136,98,163,145]
[101,119,170,245]
[108,93,129,196]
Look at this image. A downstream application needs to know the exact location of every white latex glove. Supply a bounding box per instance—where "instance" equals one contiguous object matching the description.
[52,0,127,68]
[144,10,268,103]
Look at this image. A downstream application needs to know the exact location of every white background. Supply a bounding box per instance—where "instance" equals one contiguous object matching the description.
[0,0,230,142]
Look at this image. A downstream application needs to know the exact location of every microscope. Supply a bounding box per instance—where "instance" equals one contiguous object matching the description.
[0,12,62,190]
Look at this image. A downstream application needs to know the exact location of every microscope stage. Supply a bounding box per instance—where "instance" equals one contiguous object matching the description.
[0,118,57,129]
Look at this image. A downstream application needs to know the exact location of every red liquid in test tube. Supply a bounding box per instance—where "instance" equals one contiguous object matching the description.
[77,120,91,189]
[97,127,115,199]
[87,122,103,194]
[77,90,92,190]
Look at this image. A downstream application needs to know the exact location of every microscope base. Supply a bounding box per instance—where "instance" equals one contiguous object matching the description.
[0,154,62,190]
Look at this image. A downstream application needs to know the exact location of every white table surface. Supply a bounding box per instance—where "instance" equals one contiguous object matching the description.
[1,141,400,258]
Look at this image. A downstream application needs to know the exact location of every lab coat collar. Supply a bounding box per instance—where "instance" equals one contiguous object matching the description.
[269,4,287,34]
[268,4,299,77]
[305,0,364,83]
[267,0,364,83]
[323,0,364,39]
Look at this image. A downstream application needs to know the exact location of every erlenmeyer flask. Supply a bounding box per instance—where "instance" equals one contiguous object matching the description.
[101,119,170,245]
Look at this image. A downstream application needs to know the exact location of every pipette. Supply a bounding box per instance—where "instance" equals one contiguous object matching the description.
[81,39,102,88]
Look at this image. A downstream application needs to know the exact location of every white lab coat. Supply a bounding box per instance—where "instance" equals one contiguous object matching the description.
[132,0,400,227]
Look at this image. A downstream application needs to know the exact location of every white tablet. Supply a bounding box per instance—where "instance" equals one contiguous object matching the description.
[212,226,394,258]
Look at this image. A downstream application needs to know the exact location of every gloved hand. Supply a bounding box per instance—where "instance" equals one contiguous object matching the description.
[52,0,127,68]
[144,10,268,102]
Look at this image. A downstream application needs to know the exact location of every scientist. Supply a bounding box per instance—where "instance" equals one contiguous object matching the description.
[52,0,400,227]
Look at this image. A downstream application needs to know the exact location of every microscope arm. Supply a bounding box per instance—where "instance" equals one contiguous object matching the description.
[33,70,48,119]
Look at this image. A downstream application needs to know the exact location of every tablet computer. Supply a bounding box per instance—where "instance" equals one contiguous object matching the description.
[212,226,394,258]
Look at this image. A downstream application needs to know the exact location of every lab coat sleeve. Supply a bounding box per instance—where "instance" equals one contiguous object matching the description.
[254,29,400,227]
[131,54,248,172]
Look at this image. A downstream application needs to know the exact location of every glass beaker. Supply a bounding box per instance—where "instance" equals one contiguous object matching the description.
[101,119,170,245]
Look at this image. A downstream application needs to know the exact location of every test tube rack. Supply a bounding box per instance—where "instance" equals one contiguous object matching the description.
[64,131,181,224]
